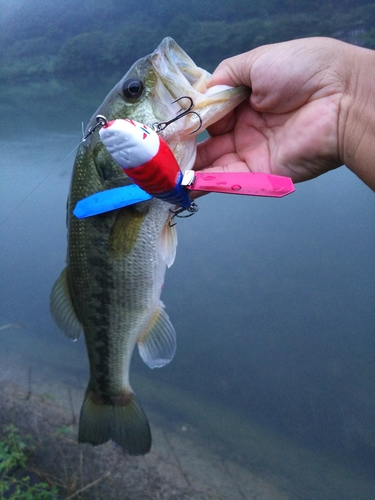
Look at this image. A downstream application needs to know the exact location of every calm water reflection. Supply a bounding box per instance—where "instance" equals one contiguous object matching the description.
[0,133,374,498]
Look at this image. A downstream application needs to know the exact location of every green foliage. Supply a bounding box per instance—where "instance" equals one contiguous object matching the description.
[360,27,375,47]
[0,425,58,500]
[0,425,28,473]
[2,0,375,117]
[54,424,74,437]
[56,31,113,76]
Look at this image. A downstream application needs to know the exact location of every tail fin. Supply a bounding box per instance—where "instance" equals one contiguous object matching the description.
[78,389,151,455]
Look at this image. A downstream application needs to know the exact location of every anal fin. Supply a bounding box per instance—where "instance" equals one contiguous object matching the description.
[49,268,82,340]
[137,304,176,369]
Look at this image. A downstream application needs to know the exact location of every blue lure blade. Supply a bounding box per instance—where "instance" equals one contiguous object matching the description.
[73,184,153,219]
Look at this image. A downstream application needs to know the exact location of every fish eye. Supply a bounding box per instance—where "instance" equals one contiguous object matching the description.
[122,78,144,100]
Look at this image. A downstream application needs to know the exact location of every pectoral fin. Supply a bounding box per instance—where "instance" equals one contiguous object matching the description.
[49,268,82,340]
[137,304,176,368]
[159,215,177,268]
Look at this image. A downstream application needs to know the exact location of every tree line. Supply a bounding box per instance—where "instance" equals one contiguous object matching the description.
[1,0,375,123]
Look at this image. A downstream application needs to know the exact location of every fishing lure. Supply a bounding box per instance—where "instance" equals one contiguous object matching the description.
[73,112,295,219]
[99,117,191,208]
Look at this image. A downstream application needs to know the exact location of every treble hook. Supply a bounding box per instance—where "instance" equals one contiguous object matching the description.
[153,96,202,134]
[168,201,199,227]
[82,115,108,141]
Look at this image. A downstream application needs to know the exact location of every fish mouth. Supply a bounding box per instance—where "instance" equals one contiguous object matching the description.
[151,37,210,98]
[149,37,250,137]
[87,38,249,151]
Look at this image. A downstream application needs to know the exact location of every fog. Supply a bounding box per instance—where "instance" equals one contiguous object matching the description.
[1,1,375,497]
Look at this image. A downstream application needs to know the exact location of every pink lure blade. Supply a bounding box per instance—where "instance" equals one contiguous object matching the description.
[183,171,295,198]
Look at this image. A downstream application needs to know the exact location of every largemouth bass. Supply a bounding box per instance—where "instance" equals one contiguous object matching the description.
[50,37,248,455]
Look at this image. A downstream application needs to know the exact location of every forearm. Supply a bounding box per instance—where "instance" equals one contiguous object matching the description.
[339,44,375,190]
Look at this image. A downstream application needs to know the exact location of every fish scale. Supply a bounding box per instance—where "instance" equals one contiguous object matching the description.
[50,37,249,455]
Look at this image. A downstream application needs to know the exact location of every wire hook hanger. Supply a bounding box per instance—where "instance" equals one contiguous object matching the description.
[82,115,108,141]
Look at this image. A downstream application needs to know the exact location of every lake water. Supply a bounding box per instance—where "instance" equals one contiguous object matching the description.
[0,131,374,499]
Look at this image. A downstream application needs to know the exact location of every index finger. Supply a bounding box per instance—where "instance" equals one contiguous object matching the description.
[194,133,235,171]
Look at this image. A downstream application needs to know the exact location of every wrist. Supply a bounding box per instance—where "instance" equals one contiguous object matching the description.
[339,44,375,190]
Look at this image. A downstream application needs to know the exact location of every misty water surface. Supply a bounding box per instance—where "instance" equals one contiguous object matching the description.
[0,131,374,498]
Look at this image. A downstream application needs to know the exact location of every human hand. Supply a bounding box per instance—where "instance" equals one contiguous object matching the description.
[195,37,375,189]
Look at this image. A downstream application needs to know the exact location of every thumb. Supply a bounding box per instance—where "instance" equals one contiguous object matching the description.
[208,52,254,89]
